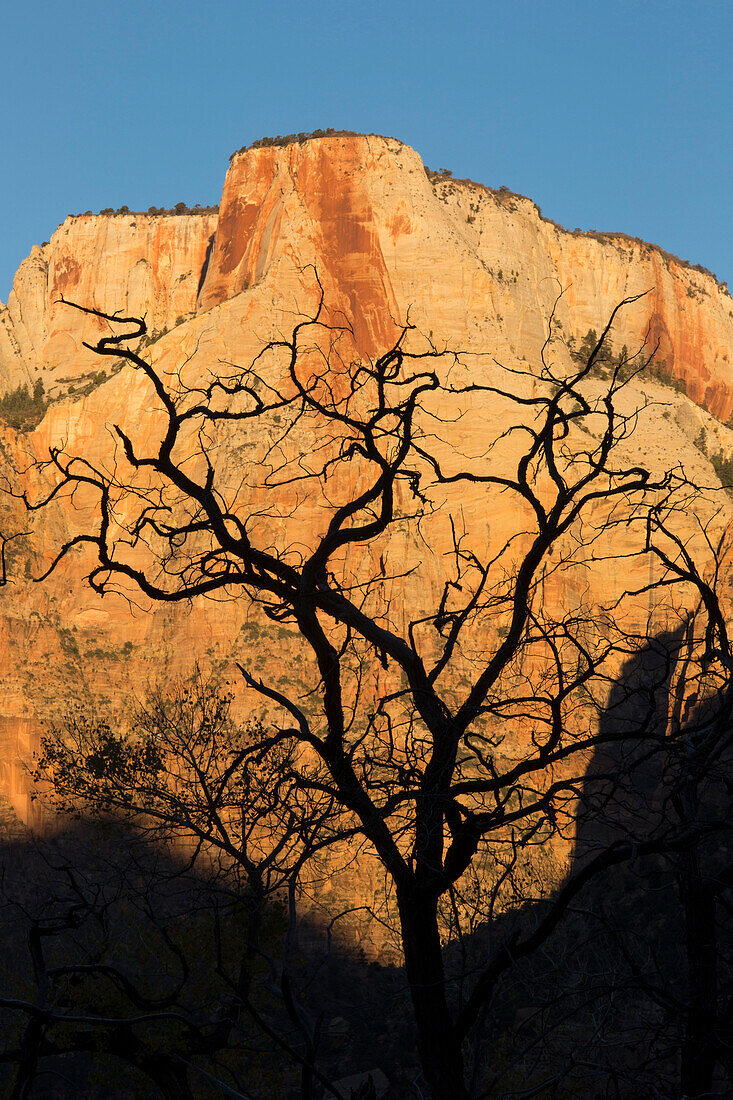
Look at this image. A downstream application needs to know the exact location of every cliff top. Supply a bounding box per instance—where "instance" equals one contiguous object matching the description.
[427,169,730,294]
[66,202,219,223]
[53,130,728,295]
[227,128,404,161]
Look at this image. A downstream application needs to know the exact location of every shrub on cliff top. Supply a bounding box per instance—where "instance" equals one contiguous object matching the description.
[229,128,339,160]
[90,203,218,218]
[228,128,402,161]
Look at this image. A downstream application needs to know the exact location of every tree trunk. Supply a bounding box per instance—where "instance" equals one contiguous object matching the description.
[398,890,468,1100]
[141,1057,194,1100]
[679,850,717,1099]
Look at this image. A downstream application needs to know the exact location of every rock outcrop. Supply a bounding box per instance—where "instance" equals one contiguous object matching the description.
[197,137,733,418]
[0,212,217,398]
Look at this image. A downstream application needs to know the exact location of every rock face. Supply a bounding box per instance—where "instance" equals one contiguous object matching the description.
[0,133,732,830]
[0,212,217,398]
[197,136,733,414]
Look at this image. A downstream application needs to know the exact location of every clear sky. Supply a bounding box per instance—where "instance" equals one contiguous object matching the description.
[1,0,731,301]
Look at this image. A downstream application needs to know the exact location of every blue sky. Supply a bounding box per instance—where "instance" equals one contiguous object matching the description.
[1,0,731,300]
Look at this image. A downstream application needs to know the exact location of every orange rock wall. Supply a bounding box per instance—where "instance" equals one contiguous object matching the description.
[3,135,731,411]
[0,134,731,829]
[0,212,217,397]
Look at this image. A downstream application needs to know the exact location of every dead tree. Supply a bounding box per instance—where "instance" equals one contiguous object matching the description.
[14,279,733,1098]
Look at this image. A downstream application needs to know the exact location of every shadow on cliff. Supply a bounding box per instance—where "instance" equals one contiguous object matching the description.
[1,632,733,1099]
[570,626,733,1098]
[0,818,416,1100]
[465,626,733,1098]
[196,232,216,298]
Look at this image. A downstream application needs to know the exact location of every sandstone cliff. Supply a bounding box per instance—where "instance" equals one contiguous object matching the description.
[0,133,731,831]
[3,134,732,411]
[0,211,217,398]
[196,135,733,416]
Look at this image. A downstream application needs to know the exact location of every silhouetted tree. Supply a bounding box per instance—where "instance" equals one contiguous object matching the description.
[3,671,354,1099]
[13,280,733,1098]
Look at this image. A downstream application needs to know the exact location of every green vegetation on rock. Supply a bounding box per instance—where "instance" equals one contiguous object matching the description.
[0,379,47,431]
